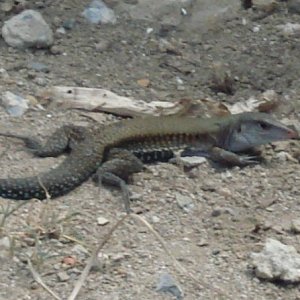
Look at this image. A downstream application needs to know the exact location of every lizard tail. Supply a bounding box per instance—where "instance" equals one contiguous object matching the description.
[0,152,101,200]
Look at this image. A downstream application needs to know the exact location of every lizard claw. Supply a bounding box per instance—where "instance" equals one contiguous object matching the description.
[238,155,260,165]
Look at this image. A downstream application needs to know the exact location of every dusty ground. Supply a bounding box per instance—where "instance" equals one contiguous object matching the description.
[0,1,300,299]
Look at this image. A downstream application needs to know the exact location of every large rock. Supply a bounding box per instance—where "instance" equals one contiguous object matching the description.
[251,238,300,282]
[2,10,53,49]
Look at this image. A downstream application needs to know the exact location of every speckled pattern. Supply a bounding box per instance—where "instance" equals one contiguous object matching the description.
[0,113,296,200]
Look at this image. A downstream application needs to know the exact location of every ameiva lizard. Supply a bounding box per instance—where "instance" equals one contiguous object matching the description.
[0,112,298,212]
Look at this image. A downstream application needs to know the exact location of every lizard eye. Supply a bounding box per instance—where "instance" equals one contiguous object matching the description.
[258,122,269,130]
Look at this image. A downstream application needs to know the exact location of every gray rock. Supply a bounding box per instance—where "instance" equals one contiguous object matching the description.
[82,0,116,24]
[0,236,11,259]
[175,193,194,212]
[176,156,207,168]
[57,271,70,282]
[287,0,300,14]
[2,10,53,49]
[27,62,49,73]
[156,272,183,300]
[62,18,76,30]
[251,238,300,282]
[291,219,300,234]
[0,236,11,250]
[1,91,29,116]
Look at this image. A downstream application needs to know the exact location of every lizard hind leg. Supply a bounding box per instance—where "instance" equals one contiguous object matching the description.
[94,149,144,213]
[0,125,87,157]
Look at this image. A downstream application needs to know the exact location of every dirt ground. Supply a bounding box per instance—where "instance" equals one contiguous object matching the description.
[0,1,300,299]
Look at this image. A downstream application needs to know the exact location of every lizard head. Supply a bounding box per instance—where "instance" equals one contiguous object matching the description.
[225,112,298,152]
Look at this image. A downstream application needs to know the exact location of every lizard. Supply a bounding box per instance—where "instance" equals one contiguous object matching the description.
[0,112,298,212]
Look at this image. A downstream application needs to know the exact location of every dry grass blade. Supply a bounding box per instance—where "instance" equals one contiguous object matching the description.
[0,201,28,228]
[67,214,129,300]
[27,258,62,300]
[68,212,230,300]
[131,214,230,299]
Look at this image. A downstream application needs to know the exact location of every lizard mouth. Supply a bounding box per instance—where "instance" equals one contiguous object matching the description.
[287,128,299,139]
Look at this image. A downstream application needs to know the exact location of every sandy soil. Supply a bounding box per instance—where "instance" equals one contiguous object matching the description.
[0,1,299,299]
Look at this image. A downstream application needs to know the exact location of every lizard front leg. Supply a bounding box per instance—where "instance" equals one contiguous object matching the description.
[209,147,259,166]
[0,125,87,157]
[181,146,259,166]
[94,149,144,213]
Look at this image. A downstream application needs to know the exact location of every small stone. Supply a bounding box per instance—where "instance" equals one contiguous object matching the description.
[211,207,222,217]
[197,239,209,247]
[72,244,89,255]
[0,68,9,79]
[2,10,53,49]
[97,216,109,225]
[62,19,76,30]
[82,0,116,24]
[28,62,49,73]
[33,77,47,86]
[176,156,207,168]
[57,271,70,282]
[56,27,66,35]
[95,40,110,51]
[137,78,150,87]
[291,219,300,234]
[62,256,76,266]
[156,273,183,299]
[50,45,63,55]
[216,187,232,197]
[0,236,11,249]
[175,193,194,212]
[276,23,300,36]
[1,91,29,116]
[152,215,160,223]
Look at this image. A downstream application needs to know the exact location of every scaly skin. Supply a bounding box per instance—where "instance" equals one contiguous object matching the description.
[0,112,297,200]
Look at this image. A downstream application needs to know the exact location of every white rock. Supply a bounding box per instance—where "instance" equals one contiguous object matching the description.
[276,23,300,36]
[2,10,53,49]
[176,156,207,168]
[82,0,116,24]
[1,91,29,116]
[97,216,109,225]
[251,238,300,282]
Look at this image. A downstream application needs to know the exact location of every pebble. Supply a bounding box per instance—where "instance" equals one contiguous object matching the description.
[151,215,160,223]
[291,219,300,234]
[27,62,49,73]
[62,19,76,30]
[1,91,29,116]
[276,23,300,36]
[2,10,53,49]
[57,271,70,282]
[82,0,117,25]
[50,45,63,55]
[0,236,11,250]
[95,40,110,51]
[155,273,183,299]
[33,77,48,86]
[176,156,207,168]
[97,216,110,225]
[175,193,194,212]
[72,244,89,256]
[56,27,66,35]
